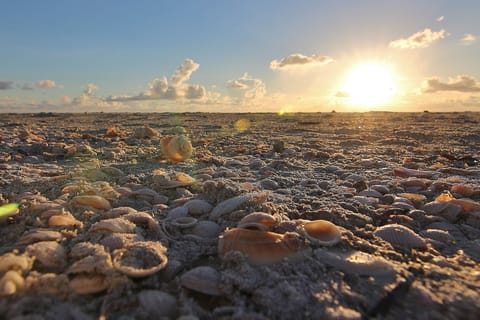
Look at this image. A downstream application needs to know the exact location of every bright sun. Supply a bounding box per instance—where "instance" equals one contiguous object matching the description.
[341,62,398,108]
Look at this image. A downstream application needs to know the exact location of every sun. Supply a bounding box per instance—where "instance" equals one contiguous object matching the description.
[340,62,398,108]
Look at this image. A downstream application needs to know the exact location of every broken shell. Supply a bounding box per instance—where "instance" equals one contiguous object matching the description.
[190,220,221,238]
[374,224,426,250]
[160,135,193,163]
[297,220,341,246]
[71,195,111,210]
[183,199,213,216]
[69,274,109,295]
[237,212,278,231]
[209,192,268,220]
[218,228,310,265]
[180,266,222,296]
[112,241,168,277]
[26,241,67,270]
[170,216,198,229]
[89,218,137,234]
[0,252,34,273]
[0,270,25,296]
[67,253,112,275]
[101,233,145,252]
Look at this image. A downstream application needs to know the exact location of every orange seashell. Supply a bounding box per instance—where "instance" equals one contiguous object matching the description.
[297,220,341,246]
[160,135,193,163]
[393,167,434,178]
[218,228,310,265]
[435,192,480,213]
[71,195,111,210]
[237,212,278,231]
[451,184,475,197]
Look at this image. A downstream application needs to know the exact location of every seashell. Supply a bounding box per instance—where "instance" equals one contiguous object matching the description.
[0,252,34,273]
[314,249,396,277]
[190,220,221,238]
[138,290,178,319]
[130,188,168,205]
[101,233,145,251]
[160,135,193,163]
[0,270,25,296]
[48,213,83,228]
[102,206,138,218]
[123,211,159,230]
[89,218,137,234]
[451,184,475,197]
[70,242,106,260]
[393,167,434,178]
[237,212,278,231]
[71,195,111,210]
[296,220,341,246]
[28,201,62,214]
[170,216,198,229]
[435,192,480,213]
[167,206,189,219]
[398,193,426,207]
[112,241,168,278]
[374,224,426,250]
[67,253,112,275]
[180,266,222,296]
[218,228,310,265]
[69,274,109,295]
[419,229,456,245]
[183,199,213,216]
[209,192,268,220]
[134,126,159,139]
[423,201,462,222]
[26,241,67,270]
[17,230,64,245]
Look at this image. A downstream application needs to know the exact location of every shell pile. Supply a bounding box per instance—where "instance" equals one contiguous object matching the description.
[0,112,480,319]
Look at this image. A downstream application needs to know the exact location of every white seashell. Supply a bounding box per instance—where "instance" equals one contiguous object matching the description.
[0,252,34,273]
[190,220,221,238]
[0,270,25,296]
[89,218,137,234]
[209,192,268,220]
[26,241,67,270]
[183,199,213,216]
[180,266,222,296]
[374,224,426,250]
[170,217,197,229]
[112,241,168,278]
[137,290,178,319]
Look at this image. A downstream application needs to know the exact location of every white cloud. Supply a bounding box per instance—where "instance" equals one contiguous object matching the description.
[461,33,476,45]
[270,53,334,70]
[72,83,99,105]
[227,73,266,100]
[422,75,480,93]
[107,59,206,102]
[389,28,446,49]
[0,81,14,90]
[437,16,444,22]
[35,80,57,88]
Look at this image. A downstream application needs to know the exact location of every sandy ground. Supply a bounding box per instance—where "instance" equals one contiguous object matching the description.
[0,111,479,320]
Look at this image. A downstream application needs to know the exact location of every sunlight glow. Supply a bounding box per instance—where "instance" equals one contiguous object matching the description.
[341,62,398,107]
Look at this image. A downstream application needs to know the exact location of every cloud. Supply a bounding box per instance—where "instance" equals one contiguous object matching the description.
[270,53,334,70]
[107,59,206,102]
[461,33,476,45]
[35,80,57,88]
[389,28,446,49]
[437,16,444,22]
[0,81,14,90]
[422,75,480,93]
[72,83,99,105]
[227,73,266,100]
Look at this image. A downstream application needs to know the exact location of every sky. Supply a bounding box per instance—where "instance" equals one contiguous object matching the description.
[1,0,479,113]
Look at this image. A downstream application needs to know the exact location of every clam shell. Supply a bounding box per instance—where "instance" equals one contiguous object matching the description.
[237,212,278,231]
[209,192,268,220]
[183,199,213,216]
[423,201,462,222]
[0,270,25,296]
[297,220,341,246]
[26,241,67,269]
[218,228,310,265]
[180,266,222,296]
[374,224,426,250]
[435,192,480,213]
[190,220,221,238]
[112,241,168,277]
[48,214,83,228]
[67,253,113,275]
[0,252,34,273]
[89,218,137,233]
[419,229,456,245]
[71,195,111,210]
[69,274,109,295]
[170,217,198,229]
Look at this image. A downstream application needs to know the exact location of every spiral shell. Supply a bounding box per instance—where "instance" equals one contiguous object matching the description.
[160,135,193,163]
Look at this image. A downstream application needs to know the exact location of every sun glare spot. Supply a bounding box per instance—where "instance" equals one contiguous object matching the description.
[341,62,398,108]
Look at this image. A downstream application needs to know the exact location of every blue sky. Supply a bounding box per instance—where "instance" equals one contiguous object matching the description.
[1,0,479,112]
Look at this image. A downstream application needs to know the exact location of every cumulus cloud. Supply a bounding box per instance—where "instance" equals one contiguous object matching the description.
[35,80,57,88]
[270,53,334,70]
[461,33,476,45]
[389,28,446,49]
[107,59,206,102]
[422,75,480,93]
[72,83,99,105]
[227,73,266,100]
[0,81,14,90]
